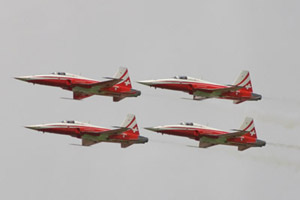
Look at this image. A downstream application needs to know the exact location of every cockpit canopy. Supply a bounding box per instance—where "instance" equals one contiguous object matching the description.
[52,72,66,76]
[61,120,75,124]
[180,122,194,126]
[174,76,188,80]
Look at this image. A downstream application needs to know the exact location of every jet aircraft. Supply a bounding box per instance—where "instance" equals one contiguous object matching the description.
[145,117,265,151]
[138,71,261,104]
[15,67,141,102]
[25,114,148,148]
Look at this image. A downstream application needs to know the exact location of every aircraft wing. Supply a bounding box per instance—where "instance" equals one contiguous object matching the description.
[73,78,122,89]
[181,96,210,101]
[81,127,130,146]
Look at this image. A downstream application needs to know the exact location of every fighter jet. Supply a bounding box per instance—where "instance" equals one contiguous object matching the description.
[15,67,141,102]
[138,71,261,104]
[145,117,265,151]
[25,114,148,148]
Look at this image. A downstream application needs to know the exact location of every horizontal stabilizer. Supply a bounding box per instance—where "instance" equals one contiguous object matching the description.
[238,146,250,151]
[199,141,216,148]
[113,96,126,102]
[121,143,134,148]
[233,100,246,104]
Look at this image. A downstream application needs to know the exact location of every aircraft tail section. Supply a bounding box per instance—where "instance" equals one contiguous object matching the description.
[239,117,257,139]
[113,67,132,89]
[233,71,253,92]
[120,114,139,137]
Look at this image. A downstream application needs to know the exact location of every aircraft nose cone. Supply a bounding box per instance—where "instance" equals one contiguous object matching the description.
[25,125,42,130]
[14,76,33,82]
[144,127,161,132]
[137,80,156,86]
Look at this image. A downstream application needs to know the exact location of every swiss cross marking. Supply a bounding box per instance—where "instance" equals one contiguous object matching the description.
[245,83,252,90]
[132,127,138,133]
[125,80,131,86]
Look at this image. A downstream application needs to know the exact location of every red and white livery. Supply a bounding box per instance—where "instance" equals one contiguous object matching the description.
[26,114,148,148]
[145,117,265,151]
[15,67,141,102]
[138,71,261,104]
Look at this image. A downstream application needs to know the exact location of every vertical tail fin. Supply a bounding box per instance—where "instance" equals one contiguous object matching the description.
[239,117,257,139]
[233,71,253,92]
[113,67,132,89]
[120,114,139,137]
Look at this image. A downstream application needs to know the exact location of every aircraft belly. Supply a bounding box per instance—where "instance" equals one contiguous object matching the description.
[200,136,227,144]
[31,79,70,88]
[194,90,221,98]
[72,86,101,95]
[163,130,196,139]
[72,86,132,97]
[40,128,81,138]
[154,84,190,93]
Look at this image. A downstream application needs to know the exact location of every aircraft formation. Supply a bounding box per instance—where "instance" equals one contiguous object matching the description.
[15,67,266,151]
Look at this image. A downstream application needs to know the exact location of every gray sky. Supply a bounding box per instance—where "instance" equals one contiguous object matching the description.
[1,0,300,199]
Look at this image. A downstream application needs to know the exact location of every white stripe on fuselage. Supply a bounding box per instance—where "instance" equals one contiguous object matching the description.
[149,78,226,87]
[159,124,223,132]
[34,122,107,129]
[31,74,99,82]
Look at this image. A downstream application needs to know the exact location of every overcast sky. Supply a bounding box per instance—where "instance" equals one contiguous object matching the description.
[1,0,300,199]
